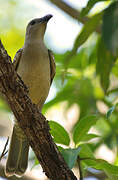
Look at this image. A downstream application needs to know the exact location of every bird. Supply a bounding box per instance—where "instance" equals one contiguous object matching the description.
[5,14,56,177]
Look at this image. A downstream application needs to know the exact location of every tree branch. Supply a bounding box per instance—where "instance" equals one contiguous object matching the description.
[48,0,101,33]
[48,0,89,23]
[0,40,77,180]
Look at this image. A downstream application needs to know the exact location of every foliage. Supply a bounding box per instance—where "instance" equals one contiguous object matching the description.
[102,1,118,56]
[49,121,70,146]
[80,0,109,17]
[96,37,116,93]
[73,115,98,145]
[1,0,118,180]
[45,1,118,179]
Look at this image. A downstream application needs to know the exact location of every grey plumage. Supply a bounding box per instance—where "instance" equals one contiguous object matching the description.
[5,14,56,177]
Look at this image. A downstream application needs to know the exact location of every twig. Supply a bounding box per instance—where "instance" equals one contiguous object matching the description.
[0,137,9,161]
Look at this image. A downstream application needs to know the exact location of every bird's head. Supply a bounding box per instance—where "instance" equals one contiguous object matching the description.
[25,14,53,42]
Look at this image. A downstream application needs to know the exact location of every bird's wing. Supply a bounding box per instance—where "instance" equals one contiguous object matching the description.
[48,50,56,85]
[13,48,56,84]
[13,48,23,71]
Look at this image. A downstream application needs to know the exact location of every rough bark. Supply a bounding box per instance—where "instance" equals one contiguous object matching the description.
[0,40,77,180]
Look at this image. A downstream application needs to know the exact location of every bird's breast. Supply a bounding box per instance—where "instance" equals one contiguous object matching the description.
[17,47,51,110]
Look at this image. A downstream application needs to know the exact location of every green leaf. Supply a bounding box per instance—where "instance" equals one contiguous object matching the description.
[96,37,116,93]
[64,12,103,65]
[49,121,70,146]
[79,144,95,158]
[73,115,98,145]
[72,12,103,53]
[102,1,118,56]
[44,77,96,117]
[106,106,115,119]
[106,103,118,119]
[80,133,100,142]
[82,158,118,179]
[79,144,118,179]
[59,147,81,169]
[81,0,109,17]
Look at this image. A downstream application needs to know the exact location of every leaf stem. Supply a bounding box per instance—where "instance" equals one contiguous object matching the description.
[77,156,83,180]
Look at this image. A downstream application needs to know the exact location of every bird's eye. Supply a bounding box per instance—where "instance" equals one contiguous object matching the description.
[30,20,36,26]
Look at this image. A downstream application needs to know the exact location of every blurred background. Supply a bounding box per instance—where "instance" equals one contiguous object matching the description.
[0,0,118,180]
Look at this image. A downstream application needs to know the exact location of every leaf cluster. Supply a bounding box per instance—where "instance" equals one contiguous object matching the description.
[44,1,118,179]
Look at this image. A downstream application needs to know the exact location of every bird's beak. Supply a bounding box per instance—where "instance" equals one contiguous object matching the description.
[40,14,53,23]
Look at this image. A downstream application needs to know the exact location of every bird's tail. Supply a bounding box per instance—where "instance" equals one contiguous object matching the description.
[5,124,29,177]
